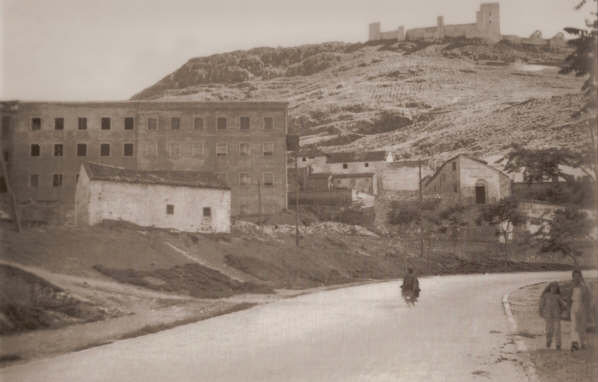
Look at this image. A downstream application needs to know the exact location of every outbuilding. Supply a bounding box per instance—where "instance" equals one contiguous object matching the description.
[75,162,231,233]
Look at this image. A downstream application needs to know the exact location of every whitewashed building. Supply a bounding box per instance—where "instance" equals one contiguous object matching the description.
[75,162,231,233]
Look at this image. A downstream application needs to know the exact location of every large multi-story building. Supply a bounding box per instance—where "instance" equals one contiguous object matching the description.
[0,100,288,221]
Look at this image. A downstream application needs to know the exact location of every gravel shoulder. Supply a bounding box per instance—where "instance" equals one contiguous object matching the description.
[508,279,598,382]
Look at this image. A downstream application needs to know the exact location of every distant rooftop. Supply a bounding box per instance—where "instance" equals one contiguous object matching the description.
[0,100,288,111]
[83,162,229,190]
[326,151,388,164]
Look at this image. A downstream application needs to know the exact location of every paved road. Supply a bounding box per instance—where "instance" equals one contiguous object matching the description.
[1,271,583,381]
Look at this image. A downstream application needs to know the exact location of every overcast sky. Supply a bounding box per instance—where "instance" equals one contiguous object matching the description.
[0,0,593,101]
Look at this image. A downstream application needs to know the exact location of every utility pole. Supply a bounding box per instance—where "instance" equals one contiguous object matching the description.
[418,160,424,263]
[257,176,262,231]
[295,145,300,247]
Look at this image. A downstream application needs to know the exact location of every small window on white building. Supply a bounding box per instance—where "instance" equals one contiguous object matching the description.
[343,163,348,169]
[166,204,174,215]
[452,162,456,171]
[364,163,369,168]
[217,117,227,130]
[171,117,180,130]
[203,207,211,217]
[240,116,250,130]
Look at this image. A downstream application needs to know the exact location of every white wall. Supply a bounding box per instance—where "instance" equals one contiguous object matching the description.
[86,180,231,233]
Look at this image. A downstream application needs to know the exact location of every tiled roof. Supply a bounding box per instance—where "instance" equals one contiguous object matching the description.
[83,162,229,190]
[326,151,388,164]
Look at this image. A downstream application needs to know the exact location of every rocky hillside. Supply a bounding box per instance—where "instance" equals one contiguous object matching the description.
[131,38,589,163]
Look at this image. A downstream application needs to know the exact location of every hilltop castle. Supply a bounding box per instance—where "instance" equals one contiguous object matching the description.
[369,3,501,43]
[368,3,567,49]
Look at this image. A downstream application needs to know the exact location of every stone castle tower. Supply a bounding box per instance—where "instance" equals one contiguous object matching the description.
[476,3,500,42]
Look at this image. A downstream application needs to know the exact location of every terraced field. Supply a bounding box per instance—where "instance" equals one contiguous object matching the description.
[132,39,588,163]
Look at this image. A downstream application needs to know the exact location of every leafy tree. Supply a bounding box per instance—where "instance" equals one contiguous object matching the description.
[533,207,594,266]
[500,144,595,207]
[477,197,526,262]
[560,0,598,214]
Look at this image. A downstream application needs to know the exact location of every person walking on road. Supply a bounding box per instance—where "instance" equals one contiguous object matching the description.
[568,270,592,352]
[539,282,567,350]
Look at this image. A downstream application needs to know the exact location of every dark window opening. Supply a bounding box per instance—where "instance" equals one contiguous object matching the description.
[302,157,307,162]
[3,151,8,163]
[124,117,134,130]
[76,174,80,183]
[30,174,39,188]
[263,173,274,186]
[475,185,486,204]
[264,117,273,130]
[1,116,10,138]
[166,204,174,215]
[31,144,40,157]
[31,118,41,130]
[194,117,204,130]
[171,117,180,130]
[217,117,227,130]
[53,174,63,187]
[54,144,63,157]
[54,118,64,130]
[101,117,111,130]
[124,143,134,156]
[263,143,273,156]
[203,207,211,217]
[240,116,250,130]
[452,162,456,171]
[147,118,157,130]
[364,163,369,168]
[78,117,87,130]
[342,163,348,169]
[0,177,6,193]
[77,144,87,157]
[100,143,110,156]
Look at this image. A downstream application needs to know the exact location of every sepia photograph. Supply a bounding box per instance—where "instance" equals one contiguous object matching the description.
[0,0,597,380]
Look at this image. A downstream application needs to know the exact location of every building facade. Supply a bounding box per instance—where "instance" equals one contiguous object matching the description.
[0,100,288,220]
[423,154,511,205]
[76,163,231,233]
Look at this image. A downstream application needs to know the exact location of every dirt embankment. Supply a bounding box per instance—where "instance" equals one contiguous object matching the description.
[0,264,111,335]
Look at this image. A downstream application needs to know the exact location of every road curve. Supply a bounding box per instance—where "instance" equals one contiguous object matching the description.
[1,271,584,382]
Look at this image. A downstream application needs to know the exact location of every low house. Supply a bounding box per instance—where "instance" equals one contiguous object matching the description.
[325,151,394,173]
[75,163,231,233]
[423,154,511,205]
[331,173,377,195]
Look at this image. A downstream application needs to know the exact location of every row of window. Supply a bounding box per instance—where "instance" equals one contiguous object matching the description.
[29,142,276,158]
[30,143,134,157]
[166,204,212,217]
[28,116,275,131]
[27,172,276,188]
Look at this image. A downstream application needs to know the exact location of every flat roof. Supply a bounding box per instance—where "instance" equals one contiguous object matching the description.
[0,100,288,110]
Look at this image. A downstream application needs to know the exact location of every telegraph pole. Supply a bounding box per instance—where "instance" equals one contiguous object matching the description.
[295,146,300,247]
[418,160,424,261]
